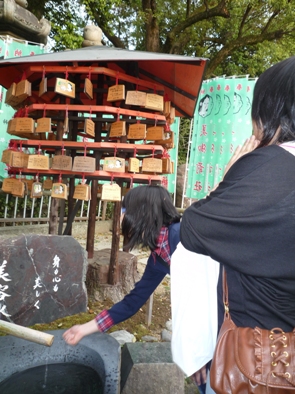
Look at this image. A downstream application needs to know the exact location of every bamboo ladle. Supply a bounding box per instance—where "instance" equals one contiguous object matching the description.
[0,320,54,347]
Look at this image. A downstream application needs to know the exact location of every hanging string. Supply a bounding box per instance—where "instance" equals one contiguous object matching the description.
[130,175,134,189]
[148,176,152,185]
[61,142,65,156]
[162,149,170,159]
[154,116,158,127]
[82,173,85,184]
[43,104,47,118]
[117,108,120,122]
[88,67,92,80]
[84,142,87,157]
[133,147,137,158]
[110,174,114,185]
[59,173,62,183]
[114,145,117,157]
[152,147,155,158]
[42,66,46,80]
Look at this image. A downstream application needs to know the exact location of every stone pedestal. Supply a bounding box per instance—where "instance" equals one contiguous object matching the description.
[121,342,185,394]
[86,248,140,303]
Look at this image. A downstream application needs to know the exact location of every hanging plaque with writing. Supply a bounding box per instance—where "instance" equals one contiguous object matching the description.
[72,156,96,173]
[127,124,146,140]
[107,85,125,102]
[27,155,50,170]
[51,155,72,171]
[101,183,121,201]
[125,90,147,106]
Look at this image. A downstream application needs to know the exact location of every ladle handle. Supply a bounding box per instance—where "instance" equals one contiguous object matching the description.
[0,320,54,347]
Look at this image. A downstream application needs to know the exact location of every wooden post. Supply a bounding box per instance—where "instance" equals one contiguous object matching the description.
[49,117,63,235]
[145,293,154,327]
[86,73,104,258]
[108,200,121,285]
[0,320,54,347]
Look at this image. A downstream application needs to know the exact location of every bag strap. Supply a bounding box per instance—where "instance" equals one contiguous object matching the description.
[222,267,230,316]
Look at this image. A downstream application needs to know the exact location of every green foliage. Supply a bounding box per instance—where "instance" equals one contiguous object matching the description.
[27,0,295,76]
[178,118,192,165]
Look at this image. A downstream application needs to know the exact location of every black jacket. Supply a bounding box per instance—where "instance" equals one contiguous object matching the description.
[180,145,295,331]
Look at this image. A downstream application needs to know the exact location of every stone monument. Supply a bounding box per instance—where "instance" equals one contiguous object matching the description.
[82,24,103,47]
[0,0,51,44]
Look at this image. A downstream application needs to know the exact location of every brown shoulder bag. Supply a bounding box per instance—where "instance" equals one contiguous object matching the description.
[210,269,295,393]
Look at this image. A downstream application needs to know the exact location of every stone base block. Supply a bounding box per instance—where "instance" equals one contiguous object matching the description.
[121,342,185,394]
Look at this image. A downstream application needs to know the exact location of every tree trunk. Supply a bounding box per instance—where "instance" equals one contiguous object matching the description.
[142,0,160,52]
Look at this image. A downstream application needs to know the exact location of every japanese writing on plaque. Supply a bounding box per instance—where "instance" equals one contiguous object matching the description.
[52,255,61,292]
[0,260,11,317]
[33,275,42,309]
[33,254,62,309]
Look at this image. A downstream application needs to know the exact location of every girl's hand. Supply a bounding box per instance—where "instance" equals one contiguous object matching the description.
[63,319,99,346]
[224,135,260,176]
[190,364,207,386]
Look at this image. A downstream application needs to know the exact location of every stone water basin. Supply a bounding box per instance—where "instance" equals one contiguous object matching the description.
[0,330,121,394]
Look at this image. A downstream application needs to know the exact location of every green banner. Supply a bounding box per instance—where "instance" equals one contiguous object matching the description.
[186,77,256,199]
[0,36,46,179]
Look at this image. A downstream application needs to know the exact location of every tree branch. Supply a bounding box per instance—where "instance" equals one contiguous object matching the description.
[238,5,252,38]
[163,0,230,53]
[206,29,286,77]
[261,10,280,34]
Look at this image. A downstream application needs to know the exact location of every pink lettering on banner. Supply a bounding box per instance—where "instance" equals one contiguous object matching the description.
[0,48,2,53]
[209,165,213,174]
[14,49,22,57]
[200,89,205,94]
[209,86,214,92]
[196,162,204,174]
[211,144,215,153]
[198,143,206,153]
[247,86,251,92]
[30,51,35,56]
[0,92,3,103]
[217,84,221,91]
[236,84,242,91]
[194,181,202,192]
[225,85,230,92]
[200,124,207,136]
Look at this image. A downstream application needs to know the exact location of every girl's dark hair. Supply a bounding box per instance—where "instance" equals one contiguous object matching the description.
[121,185,180,251]
[252,56,295,147]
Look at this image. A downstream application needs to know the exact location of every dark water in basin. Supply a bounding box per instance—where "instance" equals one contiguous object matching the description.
[0,363,104,394]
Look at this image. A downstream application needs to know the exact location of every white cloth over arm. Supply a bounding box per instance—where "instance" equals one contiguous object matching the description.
[171,242,220,377]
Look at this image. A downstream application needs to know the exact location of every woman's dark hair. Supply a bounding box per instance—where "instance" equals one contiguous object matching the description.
[252,56,295,147]
[121,185,180,251]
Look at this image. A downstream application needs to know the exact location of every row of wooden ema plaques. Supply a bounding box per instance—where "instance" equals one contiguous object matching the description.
[2,65,176,202]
